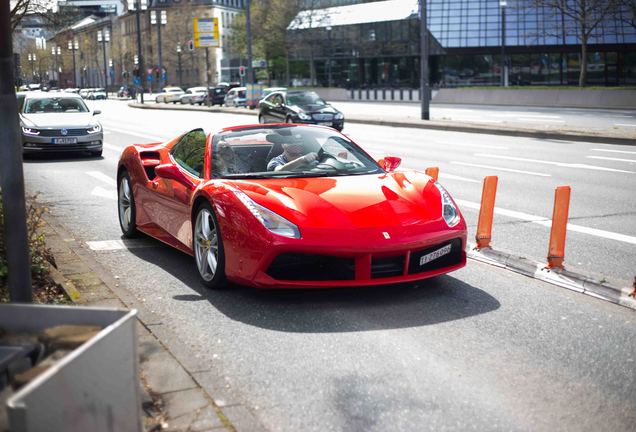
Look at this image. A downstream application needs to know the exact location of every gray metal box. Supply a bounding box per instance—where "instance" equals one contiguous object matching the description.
[1,304,140,432]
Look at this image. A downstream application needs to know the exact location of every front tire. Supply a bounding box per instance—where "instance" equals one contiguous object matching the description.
[193,202,226,289]
[258,114,265,124]
[118,170,138,238]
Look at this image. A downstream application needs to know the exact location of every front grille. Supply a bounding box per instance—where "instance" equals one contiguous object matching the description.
[312,113,333,121]
[38,128,89,137]
[267,253,355,281]
[408,239,463,275]
[371,255,405,278]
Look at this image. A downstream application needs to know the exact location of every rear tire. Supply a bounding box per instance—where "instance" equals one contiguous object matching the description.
[117,170,138,238]
[258,114,265,124]
[286,116,293,124]
[193,202,227,289]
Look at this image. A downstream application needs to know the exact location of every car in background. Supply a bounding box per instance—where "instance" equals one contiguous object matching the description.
[79,88,91,99]
[19,92,103,157]
[258,90,344,131]
[261,87,287,99]
[207,82,240,106]
[117,86,130,98]
[180,86,208,105]
[16,91,29,112]
[223,87,247,107]
[155,86,184,103]
[88,88,107,100]
[64,88,80,94]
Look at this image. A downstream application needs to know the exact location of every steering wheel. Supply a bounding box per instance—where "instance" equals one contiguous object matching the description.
[313,148,342,172]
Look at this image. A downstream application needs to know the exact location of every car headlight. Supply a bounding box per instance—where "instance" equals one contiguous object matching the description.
[334,113,344,120]
[87,124,101,134]
[234,190,300,238]
[433,182,461,227]
[297,112,311,120]
[22,127,40,135]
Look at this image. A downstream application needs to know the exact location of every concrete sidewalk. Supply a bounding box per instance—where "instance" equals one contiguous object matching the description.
[41,214,265,432]
[125,101,635,145]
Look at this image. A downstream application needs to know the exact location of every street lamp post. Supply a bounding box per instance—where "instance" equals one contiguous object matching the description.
[150,10,167,89]
[419,0,430,120]
[129,0,148,103]
[97,28,110,89]
[176,43,183,89]
[68,39,78,87]
[500,0,508,87]
[27,53,36,83]
[51,46,61,85]
[326,26,332,88]
[109,58,114,87]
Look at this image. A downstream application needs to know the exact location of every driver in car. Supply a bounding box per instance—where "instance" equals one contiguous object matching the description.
[267,136,319,171]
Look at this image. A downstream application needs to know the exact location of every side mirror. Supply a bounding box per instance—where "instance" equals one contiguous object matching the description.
[377,156,402,173]
[93,110,101,115]
[155,164,195,189]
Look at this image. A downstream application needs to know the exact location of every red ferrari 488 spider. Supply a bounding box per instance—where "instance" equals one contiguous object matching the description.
[117,124,467,289]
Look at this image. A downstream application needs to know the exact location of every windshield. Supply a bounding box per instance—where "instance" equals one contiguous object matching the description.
[286,92,325,107]
[23,97,89,114]
[212,125,382,179]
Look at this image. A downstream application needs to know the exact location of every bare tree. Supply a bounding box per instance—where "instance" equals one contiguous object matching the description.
[616,0,636,29]
[533,0,620,86]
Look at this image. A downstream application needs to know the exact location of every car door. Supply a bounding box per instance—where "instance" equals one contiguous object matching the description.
[151,129,206,247]
[269,93,286,123]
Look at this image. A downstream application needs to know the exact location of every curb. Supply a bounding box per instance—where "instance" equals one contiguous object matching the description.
[48,264,82,302]
[127,102,636,146]
[467,246,636,310]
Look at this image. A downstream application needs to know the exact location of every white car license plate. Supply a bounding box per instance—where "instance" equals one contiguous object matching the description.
[419,244,452,266]
[53,138,77,144]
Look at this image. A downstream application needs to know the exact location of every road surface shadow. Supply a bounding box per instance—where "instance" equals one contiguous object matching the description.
[128,237,500,333]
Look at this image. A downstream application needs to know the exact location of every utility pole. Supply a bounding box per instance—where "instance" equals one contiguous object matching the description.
[177,43,183,88]
[68,38,78,87]
[205,47,211,106]
[151,10,167,89]
[0,1,33,302]
[98,28,110,89]
[500,0,508,87]
[419,0,430,120]
[245,0,253,85]
[133,0,148,103]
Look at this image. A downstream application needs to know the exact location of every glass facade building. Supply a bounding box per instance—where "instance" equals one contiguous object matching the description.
[289,0,636,87]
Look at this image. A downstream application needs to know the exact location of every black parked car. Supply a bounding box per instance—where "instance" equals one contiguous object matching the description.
[258,90,344,131]
[206,82,241,106]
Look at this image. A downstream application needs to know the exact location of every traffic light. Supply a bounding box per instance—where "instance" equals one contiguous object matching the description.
[239,65,245,77]
[187,40,194,51]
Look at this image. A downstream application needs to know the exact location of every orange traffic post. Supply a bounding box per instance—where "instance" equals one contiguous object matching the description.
[475,176,498,249]
[547,186,571,269]
[425,166,439,181]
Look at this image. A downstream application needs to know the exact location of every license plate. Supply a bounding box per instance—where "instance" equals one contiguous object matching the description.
[419,244,452,266]
[319,121,332,126]
[52,138,77,144]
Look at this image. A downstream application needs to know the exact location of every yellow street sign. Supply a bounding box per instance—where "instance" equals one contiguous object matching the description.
[193,17,220,48]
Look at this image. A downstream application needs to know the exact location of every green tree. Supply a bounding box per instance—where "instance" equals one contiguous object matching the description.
[229,0,303,85]
[532,0,620,87]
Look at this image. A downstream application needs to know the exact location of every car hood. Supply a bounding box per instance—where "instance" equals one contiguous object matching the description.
[20,113,97,128]
[291,104,339,114]
[227,171,453,241]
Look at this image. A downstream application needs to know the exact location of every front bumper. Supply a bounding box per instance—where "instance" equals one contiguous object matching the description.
[22,131,103,153]
[294,117,344,131]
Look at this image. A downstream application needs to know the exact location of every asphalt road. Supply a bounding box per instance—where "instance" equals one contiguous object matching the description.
[334,100,636,135]
[22,100,636,431]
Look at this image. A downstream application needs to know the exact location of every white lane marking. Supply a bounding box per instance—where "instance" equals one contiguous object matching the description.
[614,123,636,127]
[87,239,158,251]
[101,125,166,142]
[455,199,636,245]
[587,156,636,163]
[439,173,481,183]
[475,153,636,174]
[590,148,636,155]
[91,186,117,201]
[453,117,504,123]
[103,131,112,135]
[451,161,551,177]
[434,142,509,150]
[516,118,565,123]
[495,114,562,119]
[86,171,117,186]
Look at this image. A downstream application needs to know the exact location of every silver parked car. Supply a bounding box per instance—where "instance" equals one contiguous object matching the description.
[20,93,103,156]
